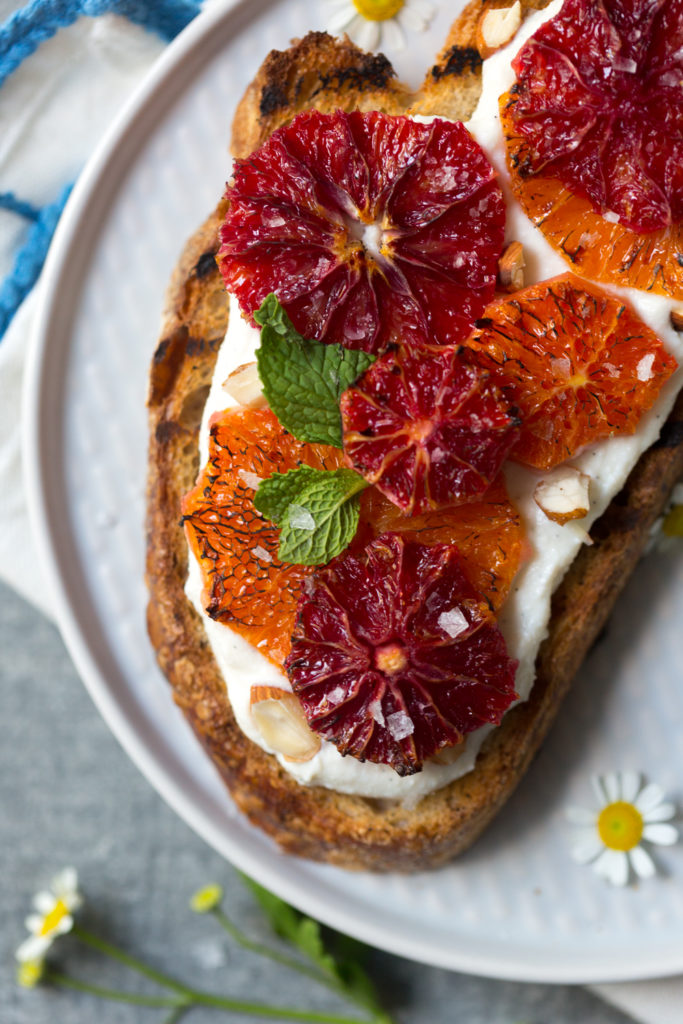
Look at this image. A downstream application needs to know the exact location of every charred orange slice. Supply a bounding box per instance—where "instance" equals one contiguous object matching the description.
[463,274,677,469]
[181,408,342,666]
[500,0,683,296]
[220,110,506,352]
[359,475,523,611]
[285,533,518,776]
[341,345,519,514]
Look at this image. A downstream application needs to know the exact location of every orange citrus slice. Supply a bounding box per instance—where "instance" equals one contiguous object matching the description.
[463,274,677,469]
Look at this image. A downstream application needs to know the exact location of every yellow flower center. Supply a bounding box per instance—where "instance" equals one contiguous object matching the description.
[597,801,644,852]
[352,0,404,22]
[39,898,68,936]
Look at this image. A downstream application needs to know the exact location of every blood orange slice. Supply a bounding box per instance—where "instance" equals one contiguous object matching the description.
[181,407,342,666]
[341,344,519,513]
[219,110,506,353]
[360,476,523,611]
[462,274,677,469]
[285,533,518,775]
[501,0,683,296]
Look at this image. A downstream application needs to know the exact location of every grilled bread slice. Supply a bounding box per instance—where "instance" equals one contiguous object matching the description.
[146,23,683,870]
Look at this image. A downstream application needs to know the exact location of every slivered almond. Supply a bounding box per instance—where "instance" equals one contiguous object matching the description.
[476,1,522,59]
[432,743,465,766]
[250,686,321,762]
[498,240,525,292]
[534,466,591,525]
[223,361,267,408]
[671,309,683,332]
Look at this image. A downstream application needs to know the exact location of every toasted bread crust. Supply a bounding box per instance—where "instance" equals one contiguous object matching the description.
[146,28,683,870]
[231,32,410,160]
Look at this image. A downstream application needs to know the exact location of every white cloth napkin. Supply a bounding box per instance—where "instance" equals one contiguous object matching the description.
[0,4,680,1021]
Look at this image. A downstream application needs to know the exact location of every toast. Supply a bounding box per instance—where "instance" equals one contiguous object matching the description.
[146,18,683,870]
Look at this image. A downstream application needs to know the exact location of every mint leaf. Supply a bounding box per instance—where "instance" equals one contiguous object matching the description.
[252,466,321,525]
[254,293,375,448]
[254,466,367,565]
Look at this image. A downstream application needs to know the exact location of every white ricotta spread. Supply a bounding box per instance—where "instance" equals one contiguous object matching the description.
[186,3,683,802]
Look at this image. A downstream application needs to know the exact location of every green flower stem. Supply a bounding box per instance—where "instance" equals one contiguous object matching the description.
[48,968,375,1024]
[212,907,331,984]
[45,970,184,1008]
[72,924,192,996]
[211,908,392,1022]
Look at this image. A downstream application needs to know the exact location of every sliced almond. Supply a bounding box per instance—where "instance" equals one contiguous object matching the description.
[432,743,465,766]
[534,466,591,525]
[476,1,522,59]
[223,361,267,409]
[670,309,683,333]
[498,240,525,292]
[250,686,321,762]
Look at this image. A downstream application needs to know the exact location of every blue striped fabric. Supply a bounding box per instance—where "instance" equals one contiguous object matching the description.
[0,0,203,341]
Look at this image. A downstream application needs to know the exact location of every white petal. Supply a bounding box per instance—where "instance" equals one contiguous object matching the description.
[571,834,604,864]
[642,801,677,823]
[25,914,43,934]
[603,772,621,802]
[594,849,629,886]
[348,16,380,50]
[16,935,51,963]
[629,845,656,880]
[51,914,74,937]
[619,771,641,803]
[635,782,666,815]
[33,892,56,915]
[52,867,78,896]
[591,774,607,806]
[643,823,679,846]
[565,805,596,825]
[327,7,356,32]
[398,5,429,31]
[382,18,405,49]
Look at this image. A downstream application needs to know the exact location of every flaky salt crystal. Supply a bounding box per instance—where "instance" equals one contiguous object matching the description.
[637,353,655,382]
[386,710,415,741]
[438,608,469,639]
[288,504,315,531]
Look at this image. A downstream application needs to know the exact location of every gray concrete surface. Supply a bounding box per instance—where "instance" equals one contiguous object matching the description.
[0,581,634,1024]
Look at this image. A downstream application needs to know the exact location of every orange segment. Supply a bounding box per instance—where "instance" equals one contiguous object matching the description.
[500,94,683,298]
[463,274,677,470]
[359,475,523,611]
[181,408,342,666]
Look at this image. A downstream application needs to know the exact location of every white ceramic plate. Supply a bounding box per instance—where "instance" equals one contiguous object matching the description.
[24,0,683,983]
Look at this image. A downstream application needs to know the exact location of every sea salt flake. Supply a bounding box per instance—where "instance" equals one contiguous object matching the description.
[238,469,263,490]
[438,607,469,639]
[252,545,273,563]
[288,504,316,531]
[386,710,415,741]
[637,353,655,382]
[368,699,385,726]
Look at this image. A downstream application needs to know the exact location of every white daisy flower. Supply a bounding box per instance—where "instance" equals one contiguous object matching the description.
[15,867,82,964]
[325,0,435,52]
[566,773,679,886]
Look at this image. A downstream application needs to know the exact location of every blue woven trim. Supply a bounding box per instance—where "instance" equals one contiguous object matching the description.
[0,183,72,339]
[0,0,202,88]
[0,191,40,221]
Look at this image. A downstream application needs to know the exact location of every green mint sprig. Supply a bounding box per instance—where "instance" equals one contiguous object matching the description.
[255,466,368,566]
[254,293,375,448]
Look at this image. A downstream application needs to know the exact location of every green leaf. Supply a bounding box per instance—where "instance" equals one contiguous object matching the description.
[254,293,375,448]
[252,466,322,525]
[255,466,367,566]
[239,874,388,1019]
